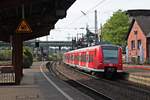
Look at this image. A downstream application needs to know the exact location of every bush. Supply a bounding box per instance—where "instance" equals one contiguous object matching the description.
[0,47,33,68]
[131,57,140,64]
[0,50,12,60]
[48,53,63,61]
[23,47,33,68]
[144,59,150,65]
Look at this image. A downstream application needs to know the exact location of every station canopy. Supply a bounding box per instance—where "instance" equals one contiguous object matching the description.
[0,0,75,42]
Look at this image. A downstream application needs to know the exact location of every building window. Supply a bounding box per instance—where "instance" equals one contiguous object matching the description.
[134,31,138,35]
[131,40,135,50]
[137,40,141,49]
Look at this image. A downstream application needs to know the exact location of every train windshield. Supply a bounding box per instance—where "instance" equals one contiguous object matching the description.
[102,46,119,64]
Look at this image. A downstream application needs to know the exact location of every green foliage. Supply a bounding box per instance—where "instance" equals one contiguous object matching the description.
[0,50,12,60]
[101,10,130,47]
[48,53,63,61]
[144,59,150,65]
[23,47,33,68]
[0,46,33,68]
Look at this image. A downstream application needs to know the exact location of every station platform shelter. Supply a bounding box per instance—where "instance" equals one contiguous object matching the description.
[0,0,75,85]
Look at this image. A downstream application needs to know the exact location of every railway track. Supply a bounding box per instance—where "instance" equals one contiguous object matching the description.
[46,61,113,100]
[62,62,150,92]
[66,64,150,93]
[46,61,150,100]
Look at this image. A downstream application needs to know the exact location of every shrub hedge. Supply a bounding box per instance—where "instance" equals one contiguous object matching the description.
[23,47,33,68]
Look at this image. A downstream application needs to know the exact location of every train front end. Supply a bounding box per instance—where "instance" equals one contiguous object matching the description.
[101,45,123,75]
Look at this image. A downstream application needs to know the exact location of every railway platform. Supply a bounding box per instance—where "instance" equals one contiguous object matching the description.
[0,62,93,100]
[123,64,150,86]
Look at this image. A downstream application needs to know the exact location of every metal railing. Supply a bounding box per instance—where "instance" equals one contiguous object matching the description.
[0,67,15,84]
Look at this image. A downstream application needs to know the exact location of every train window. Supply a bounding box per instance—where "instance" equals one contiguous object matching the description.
[86,54,89,62]
[83,54,86,62]
[74,55,76,61]
[77,56,79,61]
[69,55,71,60]
[89,55,91,62]
[102,46,119,64]
[80,53,86,62]
[79,54,81,61]
[81,55,83,62]
[70,55,71,61]
[75,55,78,61]
[81,54,83,62]
[71,55,73,61]
[89,55,94,62]
[72,55,74,61]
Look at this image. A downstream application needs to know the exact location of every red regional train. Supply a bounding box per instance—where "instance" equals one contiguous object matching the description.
[63,44,123,76]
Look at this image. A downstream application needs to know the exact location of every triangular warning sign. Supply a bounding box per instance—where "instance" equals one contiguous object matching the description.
[16,19,32,33]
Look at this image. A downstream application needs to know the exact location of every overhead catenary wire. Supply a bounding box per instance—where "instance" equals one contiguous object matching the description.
[54,27,94,30]
[85,0,108,14]
[63,0,108,27]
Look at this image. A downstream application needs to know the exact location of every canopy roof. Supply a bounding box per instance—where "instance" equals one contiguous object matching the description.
[0,0,76,42]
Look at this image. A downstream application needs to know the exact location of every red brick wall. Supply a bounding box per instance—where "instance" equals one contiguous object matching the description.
[127,21,147,62]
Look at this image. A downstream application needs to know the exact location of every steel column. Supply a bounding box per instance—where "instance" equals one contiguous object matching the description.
[12,34,23,85]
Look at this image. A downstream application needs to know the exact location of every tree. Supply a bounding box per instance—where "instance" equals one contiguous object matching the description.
[101,10,130,47]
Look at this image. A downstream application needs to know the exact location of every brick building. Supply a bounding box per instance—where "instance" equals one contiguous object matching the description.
[126,10,150,63]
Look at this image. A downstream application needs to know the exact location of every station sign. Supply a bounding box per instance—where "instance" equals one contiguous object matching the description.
[16,19,32,33]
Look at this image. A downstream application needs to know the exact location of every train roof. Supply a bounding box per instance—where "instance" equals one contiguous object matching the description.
[64,44,121,54]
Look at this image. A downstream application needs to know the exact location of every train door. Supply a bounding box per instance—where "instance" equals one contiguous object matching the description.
[74,53,77,65]
[72,53,75,66]
[68,54,70,64]
[79,53,81,67]
[86,51,89,68]
[88,50,94,69]
[76,52,79,65]
[81,52,85,67]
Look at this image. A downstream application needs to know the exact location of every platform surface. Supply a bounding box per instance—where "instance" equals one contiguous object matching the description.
[0,62,94,100]
[123,64,150,86]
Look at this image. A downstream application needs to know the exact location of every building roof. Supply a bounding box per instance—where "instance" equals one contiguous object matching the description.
[127,9,150,17]
[136,17,150,37]
[126,16,150,39]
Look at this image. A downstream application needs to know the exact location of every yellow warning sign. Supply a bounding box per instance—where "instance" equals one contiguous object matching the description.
[16,19,32,33]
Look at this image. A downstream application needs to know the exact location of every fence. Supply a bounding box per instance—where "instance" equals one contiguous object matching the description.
[0,67,15,84]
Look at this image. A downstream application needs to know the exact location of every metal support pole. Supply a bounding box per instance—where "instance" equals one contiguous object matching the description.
[95,10,98,35]
[12,34,23,85]
[95,10,99,43]
[100,24,102,42]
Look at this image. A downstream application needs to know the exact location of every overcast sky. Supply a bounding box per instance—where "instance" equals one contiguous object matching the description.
[40,0,150,41]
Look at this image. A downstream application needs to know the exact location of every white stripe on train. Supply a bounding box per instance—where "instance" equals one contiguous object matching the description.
[65,62,123,73]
